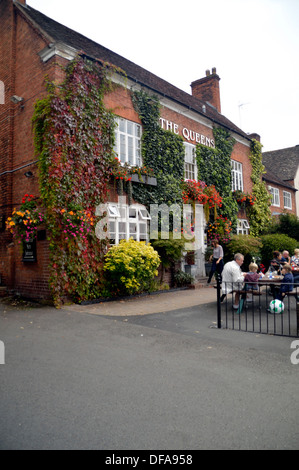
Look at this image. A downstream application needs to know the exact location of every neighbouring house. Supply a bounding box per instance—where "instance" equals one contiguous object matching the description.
[263,146,299,217]
[0,0,264,300]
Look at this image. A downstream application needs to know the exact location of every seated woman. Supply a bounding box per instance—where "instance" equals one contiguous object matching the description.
[291,248,299,267]
[270,251,284,274]
[291,249,299,286]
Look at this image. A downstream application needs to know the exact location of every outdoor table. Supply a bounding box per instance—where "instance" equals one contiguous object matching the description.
[258,275,283,285]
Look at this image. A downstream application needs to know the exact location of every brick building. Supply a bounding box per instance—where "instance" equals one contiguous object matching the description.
[0,0,264,300]
[263,146,298,217]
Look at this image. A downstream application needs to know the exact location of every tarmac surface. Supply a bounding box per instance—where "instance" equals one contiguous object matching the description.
[0,286,298,450]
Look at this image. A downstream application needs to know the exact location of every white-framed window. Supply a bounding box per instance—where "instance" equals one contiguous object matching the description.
[283,191,292,210]
[269,186,280,207]
[231,160,244,192]
[237,219,250,235]
[108,202,151,245]
[184,143,197,180]
[114,117,142,166]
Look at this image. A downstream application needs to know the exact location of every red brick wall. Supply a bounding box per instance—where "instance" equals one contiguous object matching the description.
[0,0,17,288]
[0,1,67,299]
[104,86,141,124]
[267,183,297,216]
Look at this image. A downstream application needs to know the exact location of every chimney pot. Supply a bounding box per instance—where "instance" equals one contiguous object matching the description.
[212,67,217,74]
[206,70,211,76]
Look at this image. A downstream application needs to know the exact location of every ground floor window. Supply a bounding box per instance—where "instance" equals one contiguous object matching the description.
[237,219,250,235]
[108,202,151,245]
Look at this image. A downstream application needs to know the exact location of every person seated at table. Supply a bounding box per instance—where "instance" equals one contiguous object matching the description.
[291,249,299,286]
[291,248,299,266]
[244,262,260,291]
[270,251,284,273]
[221,253,246,309]
[274,264,294,301]
[281,250,290,264]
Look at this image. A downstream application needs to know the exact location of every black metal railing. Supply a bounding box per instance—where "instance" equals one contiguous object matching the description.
[216,279,299,338]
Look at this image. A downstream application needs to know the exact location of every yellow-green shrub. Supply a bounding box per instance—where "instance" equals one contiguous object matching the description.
[104,238,161,296]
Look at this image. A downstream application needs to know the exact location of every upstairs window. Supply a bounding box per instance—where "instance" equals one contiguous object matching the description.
[269,186,280,207]
[114,117,142,166]
[283,191,292,210]
[184,143,197,180]
[231,160,243,192]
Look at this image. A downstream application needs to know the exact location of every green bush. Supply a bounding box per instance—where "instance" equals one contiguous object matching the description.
[260,233,298,269]
[269,213,299,242]
[104,238,161,296]
[225,234,262,270]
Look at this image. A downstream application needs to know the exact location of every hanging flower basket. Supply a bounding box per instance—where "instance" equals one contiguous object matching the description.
[6,194,45,243]
[233,190,256,209]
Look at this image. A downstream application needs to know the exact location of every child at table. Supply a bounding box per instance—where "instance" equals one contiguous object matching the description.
[275,264,294,301]
[244,262,260,292]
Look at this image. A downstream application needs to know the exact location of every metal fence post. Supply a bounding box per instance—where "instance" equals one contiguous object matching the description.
[217,276,222,329]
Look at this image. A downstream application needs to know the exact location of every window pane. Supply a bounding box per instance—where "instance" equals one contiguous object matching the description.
[119,118,126,133]
[129,223,137,239]
[128,136,134,165]
[119,222,126,239]
[109,220,116,234]
[129,207,137,218]
[120,134,126,163]
[135,125,141,138]
[127,121,133,135]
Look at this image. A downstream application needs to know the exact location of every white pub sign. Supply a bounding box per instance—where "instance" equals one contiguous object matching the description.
[159,118,215,148]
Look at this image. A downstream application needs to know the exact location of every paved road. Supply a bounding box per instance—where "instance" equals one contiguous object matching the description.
[0,289,298,450]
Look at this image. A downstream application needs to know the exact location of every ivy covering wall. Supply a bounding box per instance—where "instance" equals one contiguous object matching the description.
[131,90,185,207]
[248,139,272,236]
[32,57,117,305]
[196,127,238,230]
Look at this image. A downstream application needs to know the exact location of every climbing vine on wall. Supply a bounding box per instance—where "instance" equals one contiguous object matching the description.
[131,90,185,207]
[196,127,238,230]
[32,56,117,305]
[248,139,272,237]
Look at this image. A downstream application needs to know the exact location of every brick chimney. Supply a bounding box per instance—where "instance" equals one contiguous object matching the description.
[191,68,221,113]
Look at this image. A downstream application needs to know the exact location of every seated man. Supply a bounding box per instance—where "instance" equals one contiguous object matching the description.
[221,253,246,309]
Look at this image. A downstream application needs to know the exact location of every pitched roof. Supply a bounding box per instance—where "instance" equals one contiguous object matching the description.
[263,145,299,182]
[16,2,251,142]
[262,167,296,191]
